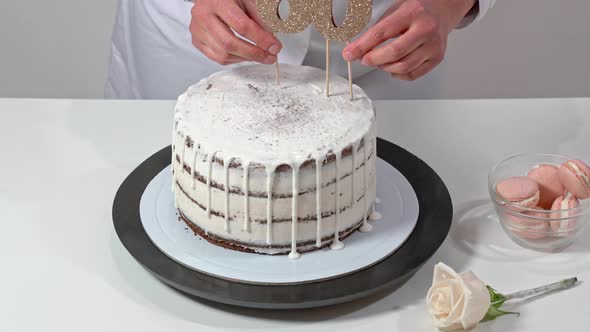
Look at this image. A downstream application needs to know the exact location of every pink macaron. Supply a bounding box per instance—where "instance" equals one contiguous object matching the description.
[527,164,565,209]
[558,159,590,199]
[495,176,540,209]
[549,193,580,235]
[504,208,549,239]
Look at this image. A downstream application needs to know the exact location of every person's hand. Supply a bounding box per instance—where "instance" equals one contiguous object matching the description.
[342,0,476,81]
[190,0,282,65]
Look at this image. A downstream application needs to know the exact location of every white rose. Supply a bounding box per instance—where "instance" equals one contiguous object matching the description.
[426,263,491,331]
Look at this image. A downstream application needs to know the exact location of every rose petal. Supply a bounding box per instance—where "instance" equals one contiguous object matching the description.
[433,262,461,284]
[448,279,463,306]
[459,271,491,330]
[442,286,465,323]
[428,284,450,315]
[429,287,452,316]
[427,280,454,313]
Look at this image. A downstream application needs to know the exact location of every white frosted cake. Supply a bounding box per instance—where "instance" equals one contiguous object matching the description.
[172,64,377,259]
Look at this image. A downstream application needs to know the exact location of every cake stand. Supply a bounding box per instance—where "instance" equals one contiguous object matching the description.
[112,138,452,309]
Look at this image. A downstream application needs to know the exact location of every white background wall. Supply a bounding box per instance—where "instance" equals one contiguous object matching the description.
[1,0,589,99]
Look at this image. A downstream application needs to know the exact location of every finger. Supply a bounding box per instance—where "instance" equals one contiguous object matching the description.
[191,36,244,65]
[361,26,425,66]
[220,2,282,55]
[342,6,410,62]
[391,59,438,81]
[379,43,432,75]
[207,16,276,64]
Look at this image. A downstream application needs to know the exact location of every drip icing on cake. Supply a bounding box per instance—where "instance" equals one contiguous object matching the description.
[242,161,251,232]
[359,136,371,233]
[191,148,199,190]
[289,165,301,260]
[315,157,323,248]
[206,152,215,218]
[329,152,344,251]
[223,156,233,232]
[369,211,382,221]
[266,165,276,245]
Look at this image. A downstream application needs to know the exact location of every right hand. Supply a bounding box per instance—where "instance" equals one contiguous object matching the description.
[190,0,282,65]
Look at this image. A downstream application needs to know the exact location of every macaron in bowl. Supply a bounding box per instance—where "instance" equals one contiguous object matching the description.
[549,193,580,236]
[494,176,540,210]
[527,164,564,209]
[558,159,590,199]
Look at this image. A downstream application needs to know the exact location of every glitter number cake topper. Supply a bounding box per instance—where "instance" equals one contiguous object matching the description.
[256,0,373,99]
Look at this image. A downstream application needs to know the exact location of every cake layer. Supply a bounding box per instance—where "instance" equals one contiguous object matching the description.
[178,210,369,255]
[175,183,375,252]
[172,146,376,222]
[172,135,372,196]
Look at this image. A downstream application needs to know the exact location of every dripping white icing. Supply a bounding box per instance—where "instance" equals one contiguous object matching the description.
[223,156,233,233]
[173,134,187,208]
[206,152,215,218]
[359,135,371,233]
[266,165,276,245]
[242,161,251,232]
[171,119,177,178]
[359,221,373,232]
[351,141,357,207]
[171,134,181,192]
[289,165,301,260]
[171,143,176,190]
[315,158,323,248]
[191,146,199,190]
[369,211,382,221]
[180,136,187,171]
[330,152,344,251]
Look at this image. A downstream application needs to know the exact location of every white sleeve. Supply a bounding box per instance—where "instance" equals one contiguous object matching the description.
[474,0,496,23]
[457,0,496,28]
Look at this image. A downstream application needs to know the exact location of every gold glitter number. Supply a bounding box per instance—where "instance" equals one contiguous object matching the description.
[312,0,372,42]
[256,0,372,41]
[256,0,312,33]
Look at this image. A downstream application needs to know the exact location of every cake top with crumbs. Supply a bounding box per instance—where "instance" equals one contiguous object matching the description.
[174,64,374,165]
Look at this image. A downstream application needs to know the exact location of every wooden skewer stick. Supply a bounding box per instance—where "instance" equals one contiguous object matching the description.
[274,33,280,85]
[325,39,330,97]
[347,41,353,101]
[275,58,280,85]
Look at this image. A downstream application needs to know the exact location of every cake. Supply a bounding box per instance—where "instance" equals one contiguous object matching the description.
[172,64,377,259]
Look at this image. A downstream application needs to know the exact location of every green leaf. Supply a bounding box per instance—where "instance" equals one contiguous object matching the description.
[487,285,507,308]
[482,305,520,322]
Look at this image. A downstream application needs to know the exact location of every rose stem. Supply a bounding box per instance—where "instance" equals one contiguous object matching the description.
[504,277,578,301]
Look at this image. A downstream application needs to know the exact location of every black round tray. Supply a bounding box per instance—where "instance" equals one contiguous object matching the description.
[112,138,452,309]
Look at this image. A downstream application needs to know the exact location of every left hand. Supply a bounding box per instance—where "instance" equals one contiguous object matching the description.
[342,0,476,81]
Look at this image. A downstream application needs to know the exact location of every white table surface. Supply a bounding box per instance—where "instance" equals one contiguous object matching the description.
[2,98,589,331]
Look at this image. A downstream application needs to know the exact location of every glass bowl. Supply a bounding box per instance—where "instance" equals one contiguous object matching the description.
[488,154,590,252]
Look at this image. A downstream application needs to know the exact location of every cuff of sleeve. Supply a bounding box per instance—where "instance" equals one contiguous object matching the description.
[456,0,496,29]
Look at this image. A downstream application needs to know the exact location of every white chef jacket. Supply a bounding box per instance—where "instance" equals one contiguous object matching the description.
[104,0,495,100]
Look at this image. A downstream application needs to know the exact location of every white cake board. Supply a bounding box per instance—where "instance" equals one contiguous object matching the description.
[139,158,419,285]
